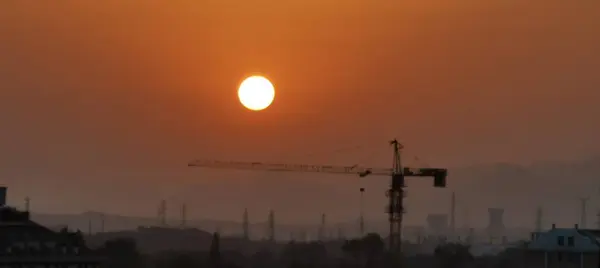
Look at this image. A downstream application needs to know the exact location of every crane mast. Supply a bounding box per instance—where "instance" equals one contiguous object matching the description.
[389,139,404,253]
[188,139,447,255]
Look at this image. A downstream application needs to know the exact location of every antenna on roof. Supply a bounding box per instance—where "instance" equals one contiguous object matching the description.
[535,206,543,232]
[580,197,589,229]
[24,197,30,212]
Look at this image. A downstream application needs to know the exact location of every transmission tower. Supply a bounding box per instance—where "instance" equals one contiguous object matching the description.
[243,208,249,240]
[158,200,167,227]
[181,203,187,228]
[318,213,326,241]
[268,209,275,242]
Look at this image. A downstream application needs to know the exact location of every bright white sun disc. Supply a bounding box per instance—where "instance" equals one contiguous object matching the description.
[238,76,275,111]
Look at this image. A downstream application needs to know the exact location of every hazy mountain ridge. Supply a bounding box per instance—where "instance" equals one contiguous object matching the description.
[27,156,600,234]
[31,211,360,240]
[452,155,600,194]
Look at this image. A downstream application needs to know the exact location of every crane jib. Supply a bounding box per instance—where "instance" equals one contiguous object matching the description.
[250,162,360,173]
[188,160,447,178]
[191,160,365,174]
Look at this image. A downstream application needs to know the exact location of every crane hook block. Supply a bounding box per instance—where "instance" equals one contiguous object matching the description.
[433,171,447,188]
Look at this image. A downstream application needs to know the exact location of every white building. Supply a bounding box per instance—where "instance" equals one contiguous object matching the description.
[526,224,600,268]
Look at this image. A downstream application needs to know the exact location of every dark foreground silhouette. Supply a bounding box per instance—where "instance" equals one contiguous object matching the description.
[96,232,525,268]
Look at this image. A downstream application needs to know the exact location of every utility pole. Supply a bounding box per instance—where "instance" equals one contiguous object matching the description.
[580,197,589,228]
[243,208,249,240]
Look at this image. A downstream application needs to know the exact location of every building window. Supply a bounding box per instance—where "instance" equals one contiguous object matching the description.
[567,236,574,246]
[557,236,565,246]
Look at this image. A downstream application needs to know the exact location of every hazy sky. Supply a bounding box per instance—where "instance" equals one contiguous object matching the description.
[1,1,599,224]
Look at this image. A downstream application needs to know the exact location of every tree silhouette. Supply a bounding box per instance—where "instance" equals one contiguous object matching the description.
[96,238,142,268]
[282,241,328,268]
[362,233,385,258]
[434,243,473,268]
[249,248,274,268]
[342,233,385,266]
[209,232,221,267]
[153,252,201,268]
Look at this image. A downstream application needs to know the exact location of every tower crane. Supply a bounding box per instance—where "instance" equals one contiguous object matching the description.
[188,139,448,255]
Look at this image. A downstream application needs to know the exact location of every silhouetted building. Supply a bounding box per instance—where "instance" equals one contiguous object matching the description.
[527,224,600,268]
[0,187,102,267]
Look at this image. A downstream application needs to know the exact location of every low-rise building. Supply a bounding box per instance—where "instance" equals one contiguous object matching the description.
[526,224,600,268]
[0,187,102,268]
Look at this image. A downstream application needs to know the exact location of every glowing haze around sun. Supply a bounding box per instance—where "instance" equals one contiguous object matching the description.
[238,76,275,111]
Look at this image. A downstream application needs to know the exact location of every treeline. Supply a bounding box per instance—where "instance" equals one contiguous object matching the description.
[96,233,525,268]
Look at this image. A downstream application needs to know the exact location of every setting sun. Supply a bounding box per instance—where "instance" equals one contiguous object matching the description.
[238,76,275,111]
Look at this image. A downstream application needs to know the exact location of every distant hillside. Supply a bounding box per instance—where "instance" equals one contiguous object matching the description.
[29,156,600,234]
[31,211,362,240]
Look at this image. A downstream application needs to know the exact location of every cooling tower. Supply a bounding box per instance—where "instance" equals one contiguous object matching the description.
[487,208,505,235]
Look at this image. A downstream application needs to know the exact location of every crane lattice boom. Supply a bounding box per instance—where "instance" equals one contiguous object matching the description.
[187,160,446,181]
[188,160,388,176]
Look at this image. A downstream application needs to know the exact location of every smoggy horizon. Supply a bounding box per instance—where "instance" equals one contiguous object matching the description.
[1,1,599,226]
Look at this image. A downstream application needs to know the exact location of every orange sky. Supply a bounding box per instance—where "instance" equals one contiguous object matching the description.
[1,1,599,224]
